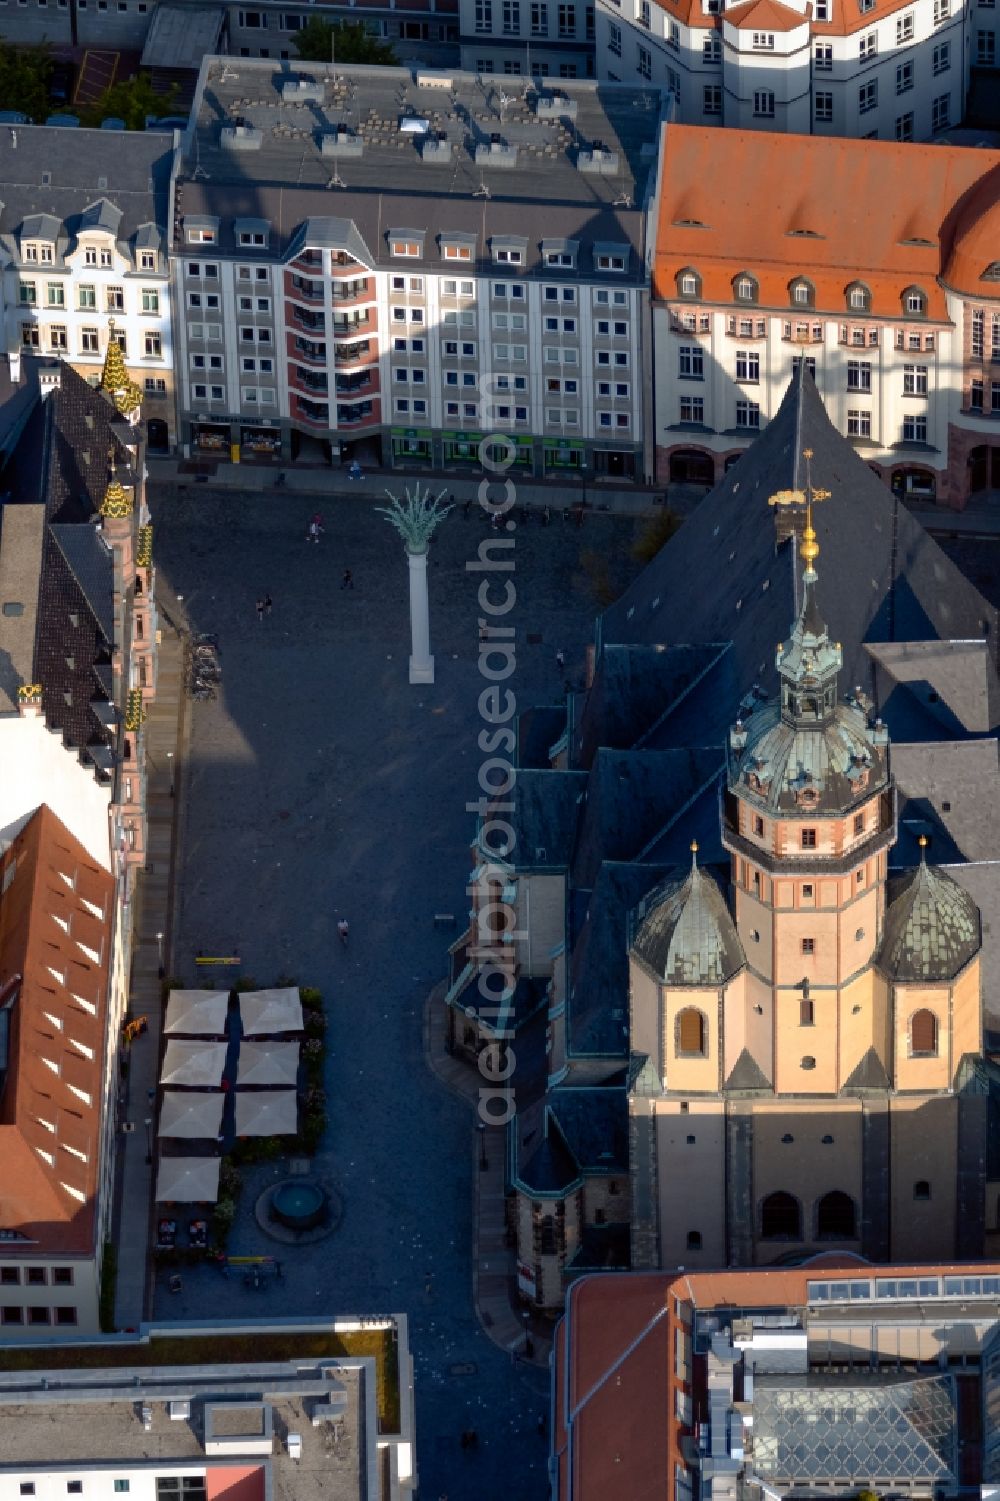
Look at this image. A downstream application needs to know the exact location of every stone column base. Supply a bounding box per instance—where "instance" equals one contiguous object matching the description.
[409,656,435,684]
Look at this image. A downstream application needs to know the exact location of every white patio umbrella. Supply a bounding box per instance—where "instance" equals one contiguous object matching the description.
[164,989,229,1036]
[239,987,304,1035]
[158,1090,224,1139]
[160,1040,227,1088]
[237,1040,300,1087]
[155,1156,221,1203]
[234,1090,298,1137]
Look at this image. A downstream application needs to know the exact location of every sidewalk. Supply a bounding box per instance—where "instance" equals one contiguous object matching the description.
[112,619,189,1329]
[424,985,551,1370]
[148,454,663,517]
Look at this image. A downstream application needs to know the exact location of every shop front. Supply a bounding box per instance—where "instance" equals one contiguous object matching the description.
[192,422,231,454]
[543,438,585,473]
[442,431,485,466]
[390,427,433,465]
[481,435,534,470]
[240,425,283,461]
[593,447,636,480]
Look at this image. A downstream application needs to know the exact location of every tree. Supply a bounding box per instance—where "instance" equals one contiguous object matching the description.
[0,42,53,122]
[293,17,396,66]
[80,70,179,132]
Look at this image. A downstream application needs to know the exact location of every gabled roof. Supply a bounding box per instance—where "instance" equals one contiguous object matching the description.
[599,369,997,753]
[568,863,669,1060]
[49,524,114,644]
[76,198,123,237]
[0,805,113,1252]
[19,212,62,242]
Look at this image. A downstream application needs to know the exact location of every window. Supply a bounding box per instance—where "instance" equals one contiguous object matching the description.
[815,42,832,67]
[971,378,985,411]
[680,396,704,423]
[677,1008,707,1056]
[802,937,815,955]
[703,84,721,114]
[910,1008,938,1056]
[848,285,870,312]
[847,409,871,437]
[735,275,757,303]
[847,359,871,391]
[81,328,99,353]
[390,239,421,258]
[49,325,67,351]
[736,350,760,382]
[801,828,817,848]
[26,1267,46,1285]
[139,249,156,271]
[144,333,162,358]
[972,306,985,357]
[914,1180,931,1200]
[18,281,36,305]
[896,111,914,140]
[815,92,833,122]
[791,281,813,307]
[637,44,651,78]
[859,28,876,57]
[903,413,928,442]
[903,363,928,395]
[977,30,996,65]
[817,1191,856,1238]
[114,1485,130,1495]
[558,1,575,32]
[531,0,547,30]
[608,19,622,52]
[47,282,65,307]
[67,1485,83,1495]
[931,92,951,130]
[753,90,775,117]
[896,60,913,92]
[678,345,703,379]
[686,1231,702,1249]
[859,81,877,113]
[704,31,721,59]
[20,1487,35,1497]
[761,1192,801,1239]
[736,399,760,429]
[187,226,217,245]
[79,285,96,309]
[752,30,775,47]
[896,10,914,40]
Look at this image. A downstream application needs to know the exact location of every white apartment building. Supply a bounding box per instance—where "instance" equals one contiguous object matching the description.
[172,60,663,479]
[0,128,176,449]
[597,0,969,140]
[652,123,1000,505]
[456,0,596,78]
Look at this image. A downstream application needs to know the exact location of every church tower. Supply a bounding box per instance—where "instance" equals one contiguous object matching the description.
[628,455,987,1272]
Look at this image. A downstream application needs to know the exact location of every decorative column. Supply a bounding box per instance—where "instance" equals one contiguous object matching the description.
[377,485,452,685]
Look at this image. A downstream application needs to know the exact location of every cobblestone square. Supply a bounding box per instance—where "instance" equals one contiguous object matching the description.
[148,484,646,1501]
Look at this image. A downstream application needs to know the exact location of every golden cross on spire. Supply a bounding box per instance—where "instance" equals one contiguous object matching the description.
[768,448,831,577]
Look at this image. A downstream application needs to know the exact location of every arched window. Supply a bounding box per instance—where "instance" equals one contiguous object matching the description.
[914,1180,931,1201]
[903,286,927,316]
[847,282,871,312]
[676,1008,707,1057]
[678,268,701,299]
[761,1191,801,1239]
[790,278,814,308]
[816,1190,856,1239]
[686,1230,702,1249]
[734,272,758,304]
[983,262,1000,282]
[910,1009,938,1057]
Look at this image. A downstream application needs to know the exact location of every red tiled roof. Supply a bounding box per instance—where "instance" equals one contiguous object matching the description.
[0,805,114,1254]
[653,126,1000,320]
[724,0,807,31]
[555,1257,1000,1501]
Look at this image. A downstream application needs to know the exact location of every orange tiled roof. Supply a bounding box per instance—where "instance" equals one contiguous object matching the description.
[813,0,929,35]
[724,0,808,31]
[0,805,114,1254]
[653,126,1000,320]
[943,174,1000,297]
[652,0,719,32]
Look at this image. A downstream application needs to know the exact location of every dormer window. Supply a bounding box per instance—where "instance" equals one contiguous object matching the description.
[390,237,422,257]
[847,282,871,312]
[678,269,701,298]
[236,218,269,250]
[983,262,1000,281]
[903,286,927,316]
[84,246,97,266]
[187,227,217,245]
[791,279,814,308]
[139,250,157,271]
[441,234,475,262]
[596,249,628,272]
[734,273,758,303]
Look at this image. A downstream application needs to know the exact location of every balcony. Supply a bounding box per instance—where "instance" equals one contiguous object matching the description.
[331,278,371,306]
[726,316,767,339]
[291,250,323,274]
[291,334,327,365]
[336,398,381,428]
[290,394,330,430]
[289,305,325,334]
[284,271,325,305]
[335,370,378,398]
[289,364,329,396]
[334,337,376,367]
[333,311,376,338]
[331,252,364,271]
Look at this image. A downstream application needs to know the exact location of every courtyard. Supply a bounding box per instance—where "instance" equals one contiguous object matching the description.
[147,483,650,1501]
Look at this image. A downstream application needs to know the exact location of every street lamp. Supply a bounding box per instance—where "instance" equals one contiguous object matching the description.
[144,1116,153,1165]
[522,1308,534,1360]
[166,750,174,797]
[156,930,164,979]
[477,1121,488,1171]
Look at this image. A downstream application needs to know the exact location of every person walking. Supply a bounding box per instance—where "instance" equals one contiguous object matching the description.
[263,594,273,617]
[341,568,354,590]
[256,598,265,622]
[307,520,320,545]
[555,649,565,672]
[337,918,349,946]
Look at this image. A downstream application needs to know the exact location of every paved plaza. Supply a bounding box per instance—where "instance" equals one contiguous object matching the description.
[147,483,647,1501]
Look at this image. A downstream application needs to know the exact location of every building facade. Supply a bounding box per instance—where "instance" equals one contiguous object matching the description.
[596,0,969,140]
[170,60,661,479]
[0,127,176,451]
[456,0,596,79]
[652,124,1000,506]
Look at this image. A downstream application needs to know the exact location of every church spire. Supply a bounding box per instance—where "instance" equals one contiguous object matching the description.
[101,319,143,421]
[768,450,842,728]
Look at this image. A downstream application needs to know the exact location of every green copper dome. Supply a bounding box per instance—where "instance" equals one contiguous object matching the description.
[878,858,981,983]
[631,849,745,987]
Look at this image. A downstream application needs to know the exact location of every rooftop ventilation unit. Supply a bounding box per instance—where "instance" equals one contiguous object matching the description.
[320,128,363,159]
[415,71,454,89]
[279,78,324,104]
[287,1433,302,1460]
[168,1400,191,1421]
[474,135,518,169]
[220,121,262,151]
[535,90,578,121]
[141,1406,153,1432]
[399,115,430,134]
[577,141,620,175]
[421,133,452,163]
